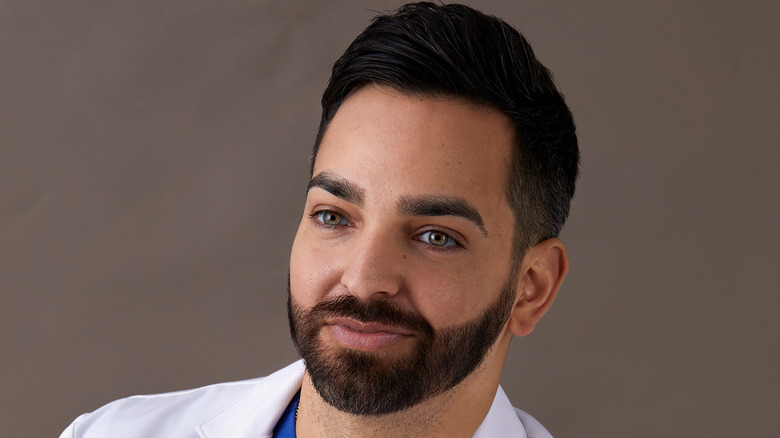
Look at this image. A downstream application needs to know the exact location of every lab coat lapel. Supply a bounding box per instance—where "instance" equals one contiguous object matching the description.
[197,360,305,438]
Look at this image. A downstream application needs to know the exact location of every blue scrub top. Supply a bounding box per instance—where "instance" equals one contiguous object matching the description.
[272,391,300,438]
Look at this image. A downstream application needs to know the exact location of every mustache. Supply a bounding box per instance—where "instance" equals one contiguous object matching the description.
[306,295,433,336]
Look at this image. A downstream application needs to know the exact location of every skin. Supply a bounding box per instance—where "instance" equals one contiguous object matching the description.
[289,85,569,437]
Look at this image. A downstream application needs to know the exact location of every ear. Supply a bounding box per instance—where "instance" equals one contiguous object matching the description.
[507,238,569,337]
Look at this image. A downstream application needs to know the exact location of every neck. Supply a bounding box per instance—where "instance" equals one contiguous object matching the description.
[295,331,511,438]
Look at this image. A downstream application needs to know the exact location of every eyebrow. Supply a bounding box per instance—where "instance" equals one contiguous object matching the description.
[307,172,365,207]
[398,196,487,236]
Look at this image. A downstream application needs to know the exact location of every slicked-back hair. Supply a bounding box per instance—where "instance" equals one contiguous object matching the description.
[311,2,579,260]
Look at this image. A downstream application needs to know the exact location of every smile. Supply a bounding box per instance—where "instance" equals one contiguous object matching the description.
[324,318,413,351]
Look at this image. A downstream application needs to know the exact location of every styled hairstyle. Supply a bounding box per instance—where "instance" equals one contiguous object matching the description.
[311,2,579,260]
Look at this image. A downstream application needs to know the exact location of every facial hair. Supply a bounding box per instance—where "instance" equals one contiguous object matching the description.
[287,274,517,416]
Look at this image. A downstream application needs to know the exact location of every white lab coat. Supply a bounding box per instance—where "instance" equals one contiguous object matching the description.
[60,360,553,438]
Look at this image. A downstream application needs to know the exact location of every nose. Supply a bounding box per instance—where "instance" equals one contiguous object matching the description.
[340,227,404,300]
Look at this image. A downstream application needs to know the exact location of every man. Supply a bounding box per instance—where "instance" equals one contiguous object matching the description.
[61,2,578,437]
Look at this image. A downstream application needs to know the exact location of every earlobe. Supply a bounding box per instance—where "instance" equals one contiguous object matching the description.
[508,238,569,337]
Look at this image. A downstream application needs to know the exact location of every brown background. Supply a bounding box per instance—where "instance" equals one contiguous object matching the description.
[2,1,779,437]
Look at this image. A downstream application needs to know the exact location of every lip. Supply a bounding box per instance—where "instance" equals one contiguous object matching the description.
[324,318,413,351]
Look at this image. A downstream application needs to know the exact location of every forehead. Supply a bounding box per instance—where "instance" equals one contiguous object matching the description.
[316,86,513,188]
[313,86,515,223]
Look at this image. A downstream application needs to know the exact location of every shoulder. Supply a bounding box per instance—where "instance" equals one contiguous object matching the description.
[60,378,263,438]
[60,361,305,438]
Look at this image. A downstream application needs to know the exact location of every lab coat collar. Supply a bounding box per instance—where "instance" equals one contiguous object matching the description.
[473,386,529,438]
[197,360,306,438]
[197,360,538,438]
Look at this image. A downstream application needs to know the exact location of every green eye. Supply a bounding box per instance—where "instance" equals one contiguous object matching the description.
[314,210,347,226]
[419,230,457,247]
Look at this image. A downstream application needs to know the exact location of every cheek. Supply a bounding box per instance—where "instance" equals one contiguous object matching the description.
[408,257,512,330]
[289,227,342,305]
[404,268,487,329]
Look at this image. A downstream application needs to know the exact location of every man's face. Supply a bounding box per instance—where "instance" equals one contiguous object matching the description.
[289,85,519,415]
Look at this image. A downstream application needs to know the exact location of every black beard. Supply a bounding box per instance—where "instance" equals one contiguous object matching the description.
[287,275,516,416]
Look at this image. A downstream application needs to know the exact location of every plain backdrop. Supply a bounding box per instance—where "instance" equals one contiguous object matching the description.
[1,1,778,437]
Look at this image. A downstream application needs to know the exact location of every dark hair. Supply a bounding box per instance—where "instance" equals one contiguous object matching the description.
[311,2,579,259]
